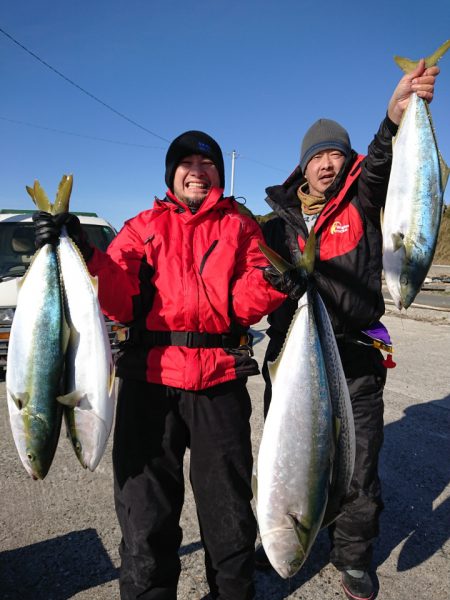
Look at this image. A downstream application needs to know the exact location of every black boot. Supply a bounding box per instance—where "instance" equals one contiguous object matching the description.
[341,569,374,600]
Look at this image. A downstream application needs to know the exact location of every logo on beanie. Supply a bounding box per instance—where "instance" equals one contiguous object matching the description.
[198,141,211,153]
[330,221,349,234]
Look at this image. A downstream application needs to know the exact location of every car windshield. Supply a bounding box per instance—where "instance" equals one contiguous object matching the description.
[0,222,116,278]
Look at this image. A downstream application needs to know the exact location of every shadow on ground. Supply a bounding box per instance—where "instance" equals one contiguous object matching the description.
[0,529,118,600]
[0,532,205,600]
[376,395,450,572]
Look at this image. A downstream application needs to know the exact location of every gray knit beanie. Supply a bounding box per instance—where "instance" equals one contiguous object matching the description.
[300,119,351,172]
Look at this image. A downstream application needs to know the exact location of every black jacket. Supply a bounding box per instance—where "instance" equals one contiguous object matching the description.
[262,116,398,345]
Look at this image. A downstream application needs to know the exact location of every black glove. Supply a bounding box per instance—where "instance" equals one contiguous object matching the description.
[32,211,61,248]
[32,212,94,262]
[263,266,307,301]
[55,213,94,262]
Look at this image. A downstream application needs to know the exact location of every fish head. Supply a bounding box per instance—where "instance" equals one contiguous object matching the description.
[399,258,427,310]
[63,405,108,472]
[8,408,57,480]
[260,528,306,579]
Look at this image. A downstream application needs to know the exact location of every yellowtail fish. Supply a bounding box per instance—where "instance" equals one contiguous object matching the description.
[57,226,116,471]
[6,176,72,479]
[383,41,450,309]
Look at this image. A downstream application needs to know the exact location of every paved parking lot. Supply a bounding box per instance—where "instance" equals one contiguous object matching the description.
[1,307,449,599]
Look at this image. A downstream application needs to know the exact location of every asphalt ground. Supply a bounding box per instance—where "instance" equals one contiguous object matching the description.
[1,305,449,600]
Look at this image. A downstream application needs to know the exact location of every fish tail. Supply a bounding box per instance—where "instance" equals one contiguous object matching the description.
[394,39,450,73]
[258,230,316,275]
[54,174,73,214]
[301,229,316,274]
[26,174,73,215]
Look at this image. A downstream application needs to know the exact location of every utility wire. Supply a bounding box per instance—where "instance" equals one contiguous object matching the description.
[0,26,171,143]
[0,116,167,150]
[0,26,289,174]
[238,154,288,174]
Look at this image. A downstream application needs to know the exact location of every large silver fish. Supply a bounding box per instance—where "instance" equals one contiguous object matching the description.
[57,227,116,471]
[313,292,355,526]
[6,178,71,479]
[254,235,334,578]
[383,41,450,309]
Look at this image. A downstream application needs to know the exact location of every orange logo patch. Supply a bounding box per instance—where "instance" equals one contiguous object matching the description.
[330,221,350,234]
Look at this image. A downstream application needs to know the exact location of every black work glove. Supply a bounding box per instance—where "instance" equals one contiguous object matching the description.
[55,212,94,262]
[263,266,307,301]
[32,211,61,248]
[32,211,94,262]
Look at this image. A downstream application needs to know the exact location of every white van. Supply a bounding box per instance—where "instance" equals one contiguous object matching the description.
[0,209,126,379]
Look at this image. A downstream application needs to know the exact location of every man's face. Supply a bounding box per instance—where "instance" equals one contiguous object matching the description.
[304,150,346,196]
[173,154,221,208]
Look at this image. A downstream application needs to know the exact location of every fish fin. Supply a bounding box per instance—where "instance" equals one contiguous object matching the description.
[334,416,341,440]
[380,207,384,229]
[392,232,405,252]
[108,363,116,396]
[8,390,30,410]
[33,180,54,214]
[26,185,36,202]
[394,40,450,73]
[54,174,73,214]
[57,390,84,407]
[251,469,258,502]
[90,274,99,294]
[301,229,316,274]
[439,153,450,191]
[258,241,294,274]
[258,230,315,275]
[287,513,309,555]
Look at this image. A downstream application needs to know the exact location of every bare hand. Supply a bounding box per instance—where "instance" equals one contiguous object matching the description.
[387,58,440,125]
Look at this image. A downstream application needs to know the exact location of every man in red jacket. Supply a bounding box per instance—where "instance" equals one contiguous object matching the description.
[33,130,300,600]
[256,60,440,600]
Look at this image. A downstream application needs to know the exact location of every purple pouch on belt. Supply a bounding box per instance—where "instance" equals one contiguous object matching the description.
[361,321,396,368]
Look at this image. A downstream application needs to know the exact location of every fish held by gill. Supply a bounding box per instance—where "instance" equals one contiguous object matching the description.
[382,41,450,310]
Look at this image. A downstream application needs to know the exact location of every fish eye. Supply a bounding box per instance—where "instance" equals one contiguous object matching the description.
[27,452,35,462]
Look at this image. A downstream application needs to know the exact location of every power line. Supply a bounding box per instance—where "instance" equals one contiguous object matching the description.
[0,26,171,144]
[0,26,288,176]
[0,116,167,150]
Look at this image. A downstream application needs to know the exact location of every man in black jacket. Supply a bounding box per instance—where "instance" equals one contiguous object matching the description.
[257,59,440,600]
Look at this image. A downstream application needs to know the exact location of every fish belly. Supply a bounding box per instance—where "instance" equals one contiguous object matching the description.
[58,231,115,471]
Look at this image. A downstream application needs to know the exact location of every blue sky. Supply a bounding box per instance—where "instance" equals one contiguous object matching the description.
[1,1,449,230]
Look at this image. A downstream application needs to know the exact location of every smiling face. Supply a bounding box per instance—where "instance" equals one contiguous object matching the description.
[172,154,221,209]
[303,150,346,196]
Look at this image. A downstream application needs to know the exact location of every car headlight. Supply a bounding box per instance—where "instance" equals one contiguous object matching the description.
[0,308,15,324]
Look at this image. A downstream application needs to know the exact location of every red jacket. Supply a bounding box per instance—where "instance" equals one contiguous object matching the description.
[88,187,286,390]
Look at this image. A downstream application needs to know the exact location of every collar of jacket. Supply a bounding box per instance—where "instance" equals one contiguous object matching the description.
[157,187,229,216]
[264,150,362,233]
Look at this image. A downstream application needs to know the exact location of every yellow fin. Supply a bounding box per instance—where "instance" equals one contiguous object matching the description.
[394,39,450,73]
[54,174,73,214]
[258,230,316,275]
[108,364,116,396]
[32,181,53,213]
[9,391,30,410]
[392,232,405,252]
[439,154,450,191]
[258,241,294,274]
[57,390,84,408]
